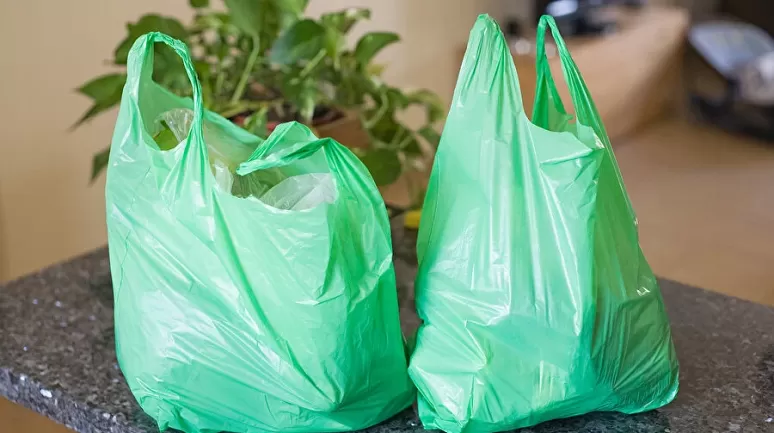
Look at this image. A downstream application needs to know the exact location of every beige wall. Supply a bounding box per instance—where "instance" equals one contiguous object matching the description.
[0,0,502,281]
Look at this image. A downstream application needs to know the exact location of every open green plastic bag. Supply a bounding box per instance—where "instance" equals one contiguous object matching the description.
[106,33,413,433]
[408,15,679,433]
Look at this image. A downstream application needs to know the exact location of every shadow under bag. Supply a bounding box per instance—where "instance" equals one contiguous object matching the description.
[408,15,679,433]
[106,32,413,433]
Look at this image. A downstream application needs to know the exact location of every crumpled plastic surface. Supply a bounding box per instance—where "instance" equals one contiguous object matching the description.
[157,108,336,210]
[106,32,413,433]
[260,173,336,211]
[408,15,679,433]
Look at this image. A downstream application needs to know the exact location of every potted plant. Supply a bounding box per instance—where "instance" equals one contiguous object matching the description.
[74,0,444,214]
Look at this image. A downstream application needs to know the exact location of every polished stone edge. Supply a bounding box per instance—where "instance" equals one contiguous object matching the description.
[0,366,147,433]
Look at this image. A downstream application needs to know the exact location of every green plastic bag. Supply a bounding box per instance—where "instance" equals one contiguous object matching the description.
[408,15,679,433]
[106,33,413,433]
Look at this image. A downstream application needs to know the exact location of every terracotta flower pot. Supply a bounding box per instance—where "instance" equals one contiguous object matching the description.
[313,112,370,149]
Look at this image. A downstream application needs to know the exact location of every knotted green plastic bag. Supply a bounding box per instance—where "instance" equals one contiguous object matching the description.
[106,33,413,433]
[409,15,679,433]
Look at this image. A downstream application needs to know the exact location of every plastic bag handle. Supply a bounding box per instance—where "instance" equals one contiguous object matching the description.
[236,122,337,175]
[534,15,634,216]
[452,15,525,114]
[535,16,604,134]
[126,32,204,137]
[236,139,331,174]
[535,18,569,118]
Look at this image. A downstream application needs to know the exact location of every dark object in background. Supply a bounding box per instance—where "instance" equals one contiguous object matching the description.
[504,18,525,38]
[531,0,646,36]
[722,0,774,37]
[535,0,616,36]
[688,21,774,141]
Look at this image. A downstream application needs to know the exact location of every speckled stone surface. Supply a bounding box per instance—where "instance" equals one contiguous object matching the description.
[1,235,774,432]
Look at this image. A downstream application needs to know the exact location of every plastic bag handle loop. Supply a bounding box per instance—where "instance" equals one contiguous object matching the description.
[236,122,337,175]
[236,139,331,174]
[235,122,372,203]
[452,15,525,114]
[535,15,634,217]
[535,16,597,129]
[126,32,204,138]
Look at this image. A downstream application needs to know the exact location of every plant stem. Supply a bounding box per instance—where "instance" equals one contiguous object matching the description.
[220,100,279,119]
[300,50,326,78]
[390,127,406,148]
[213,33,228,98]
[364,91,389,130]
[215,69,226,97]
[397,130,414,149]
[230,37,260,105]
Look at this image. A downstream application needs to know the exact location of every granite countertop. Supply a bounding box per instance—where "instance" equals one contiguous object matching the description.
[2,239,774,432]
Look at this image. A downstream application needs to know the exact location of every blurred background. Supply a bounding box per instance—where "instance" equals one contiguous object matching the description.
[3,0,774,300]
[2,0,774,298]
[2,0,774,430]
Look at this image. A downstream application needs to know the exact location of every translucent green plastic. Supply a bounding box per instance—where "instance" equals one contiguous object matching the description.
[409,15,679,433]
[106,33,413,433]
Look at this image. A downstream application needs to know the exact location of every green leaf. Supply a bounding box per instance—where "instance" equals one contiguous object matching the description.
[192,13,239,34]
[270,19,327,65]
[401,135,422,155]
[91,147,111,181]
[418,126,441,148]
[354,32,399,65]
[408,89,445,123]
[368,113,409,146]
[78,73,126,102]
[153,124,180,151]
[275,64,321,123]
[74,73,126,127]
[324,26,345,60]
[330,69,372,107]
[224,0,307,44]
[152,46,191,94]
[224,0,271,37]
[320,8,370,33]
[386,88,409,110]
[74,104,108,128]
[367,63,386,76]
[295,79,319,123]
[114,15,187,65]
[190,0,209,7]
[359,148,402,186]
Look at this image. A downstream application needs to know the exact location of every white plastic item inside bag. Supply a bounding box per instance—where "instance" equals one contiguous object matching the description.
[156,108,336,211]
[260,173,336,211]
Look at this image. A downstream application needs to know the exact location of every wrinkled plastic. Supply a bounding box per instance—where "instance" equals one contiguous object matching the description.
[260,173,336,210]
[408,15,679,433]
[106,32,413,433]
[158,108,336,210]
